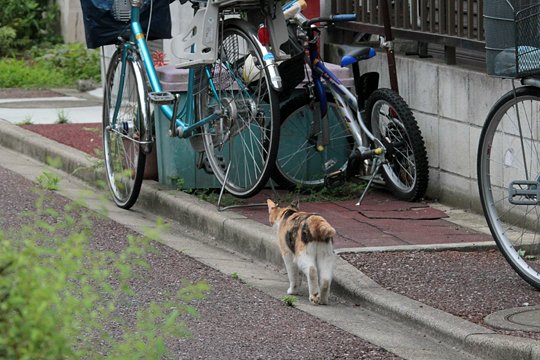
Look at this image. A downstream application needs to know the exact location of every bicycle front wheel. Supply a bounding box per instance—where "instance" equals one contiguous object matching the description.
[366,88,429,201]
[478,86,540,289]
[102,48,147,209]
[273,94,354,189]
[197,20,279,198]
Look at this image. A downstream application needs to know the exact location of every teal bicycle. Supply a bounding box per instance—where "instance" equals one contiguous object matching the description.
[102,0,284,208]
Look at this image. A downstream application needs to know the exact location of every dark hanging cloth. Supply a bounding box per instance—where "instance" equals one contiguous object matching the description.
[80,0,173,48]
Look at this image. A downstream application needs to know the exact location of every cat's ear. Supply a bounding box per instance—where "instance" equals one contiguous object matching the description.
[290,198,299,210]
[267,199,277,209]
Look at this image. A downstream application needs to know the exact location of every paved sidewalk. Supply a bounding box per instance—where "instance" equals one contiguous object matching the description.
[1,88,540,360]
[235,189,493,251]
[0,87,102,124]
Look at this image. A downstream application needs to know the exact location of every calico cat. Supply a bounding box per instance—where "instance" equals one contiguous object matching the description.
[267,199,336,305]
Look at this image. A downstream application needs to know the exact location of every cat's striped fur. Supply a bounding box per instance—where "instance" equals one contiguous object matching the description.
[267,199,336,305]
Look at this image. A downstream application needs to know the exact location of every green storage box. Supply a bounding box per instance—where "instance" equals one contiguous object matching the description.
[153,62,352,190]
[154,65,220,189]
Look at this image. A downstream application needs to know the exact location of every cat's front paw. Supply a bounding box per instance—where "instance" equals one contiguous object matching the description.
[309,293,320,305]
[287,287,299,295]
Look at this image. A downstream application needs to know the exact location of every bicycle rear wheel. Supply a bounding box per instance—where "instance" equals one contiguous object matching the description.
[273,94,354,189]
[102,48,147,209]
[197,20,280,198]
[366,88,428,201]
[478,86,540,289]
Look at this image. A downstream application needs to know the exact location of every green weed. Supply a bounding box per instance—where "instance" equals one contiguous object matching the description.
[0,185,210,358]
[0,44,100,88]
[0,57,69,88]
[281,295,298,307]
[192,189,244,207]
[0,0,61,56]
[282,181,367,203]
[36,170,60,190]
[16,116,33,125]
[56,109,70,124]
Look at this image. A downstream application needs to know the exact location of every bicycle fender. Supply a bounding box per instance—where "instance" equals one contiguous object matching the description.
[357,72,379,110]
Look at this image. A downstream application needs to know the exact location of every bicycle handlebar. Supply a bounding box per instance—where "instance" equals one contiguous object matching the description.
[301,13,357,28]
[330,14,357,22]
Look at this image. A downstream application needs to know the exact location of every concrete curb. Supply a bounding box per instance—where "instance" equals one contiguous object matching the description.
[1,120,539,360]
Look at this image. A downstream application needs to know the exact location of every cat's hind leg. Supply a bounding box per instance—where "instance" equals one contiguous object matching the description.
[297,249,320,304]
[317,242,336,305]
[296,268,303,290]
[282,252,300,295]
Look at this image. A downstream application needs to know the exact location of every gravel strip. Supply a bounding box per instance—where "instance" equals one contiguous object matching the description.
[0,166,401,359]
[341,250,540,340]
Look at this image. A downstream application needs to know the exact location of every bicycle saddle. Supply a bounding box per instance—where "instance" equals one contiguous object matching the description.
[338,45,376,67]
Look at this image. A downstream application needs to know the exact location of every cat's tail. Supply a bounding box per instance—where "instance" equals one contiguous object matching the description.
[311,217,336,242]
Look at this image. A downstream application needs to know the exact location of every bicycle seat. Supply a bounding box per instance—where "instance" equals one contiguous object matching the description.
[338,45,376,67]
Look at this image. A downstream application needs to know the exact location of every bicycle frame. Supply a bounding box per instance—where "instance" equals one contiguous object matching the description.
[132,2,222,137]
[115,0,285,142]
[303,25,383,154]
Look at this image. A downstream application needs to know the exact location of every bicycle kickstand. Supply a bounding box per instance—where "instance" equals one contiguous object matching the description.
[216,163,278,211]
[356,156,383,206]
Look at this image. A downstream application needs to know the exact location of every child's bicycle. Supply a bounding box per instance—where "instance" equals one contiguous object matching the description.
[273,10,429,204]
[102,0,286,208]
[478,1,540,289]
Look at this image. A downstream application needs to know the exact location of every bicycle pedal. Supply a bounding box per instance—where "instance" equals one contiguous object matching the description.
[324,170,346,188]
[508,180,540,205]
[148,91,176,105]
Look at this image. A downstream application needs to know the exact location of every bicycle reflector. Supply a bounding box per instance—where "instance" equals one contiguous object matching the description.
[258,25,270,46]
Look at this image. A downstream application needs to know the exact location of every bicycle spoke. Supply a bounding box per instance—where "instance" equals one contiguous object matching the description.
[102,48,145,209]
[199,24,279,197]
[478,87,540,288]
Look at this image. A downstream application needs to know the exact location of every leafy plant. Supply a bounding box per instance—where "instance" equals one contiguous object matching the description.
[170,176,186,191]
[16,116,33,125]
[0,26,16,56]
[0,0,61,55]
[0,43,100,88]
[281,295,298,307]
[0,57,69,88]
[231,272,240,280]
[192,189,244,207]
[31,43,101,82]
[283,181,367,203]
[56,109,70,124]
[0,185,210,358]
[36,170,60,190]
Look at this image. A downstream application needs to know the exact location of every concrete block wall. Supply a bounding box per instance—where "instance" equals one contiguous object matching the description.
[343,49,515,211]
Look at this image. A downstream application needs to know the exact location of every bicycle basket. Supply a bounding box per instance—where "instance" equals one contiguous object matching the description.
[485,0,540,77]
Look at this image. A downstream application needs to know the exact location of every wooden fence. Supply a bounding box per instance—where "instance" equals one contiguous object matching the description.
[328,0,486,64]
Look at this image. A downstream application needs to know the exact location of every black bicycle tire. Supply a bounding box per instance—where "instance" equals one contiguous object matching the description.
[365,88,429,201]
[477,85,540,289]
[102,48,146,209]
[272,92,354,189]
